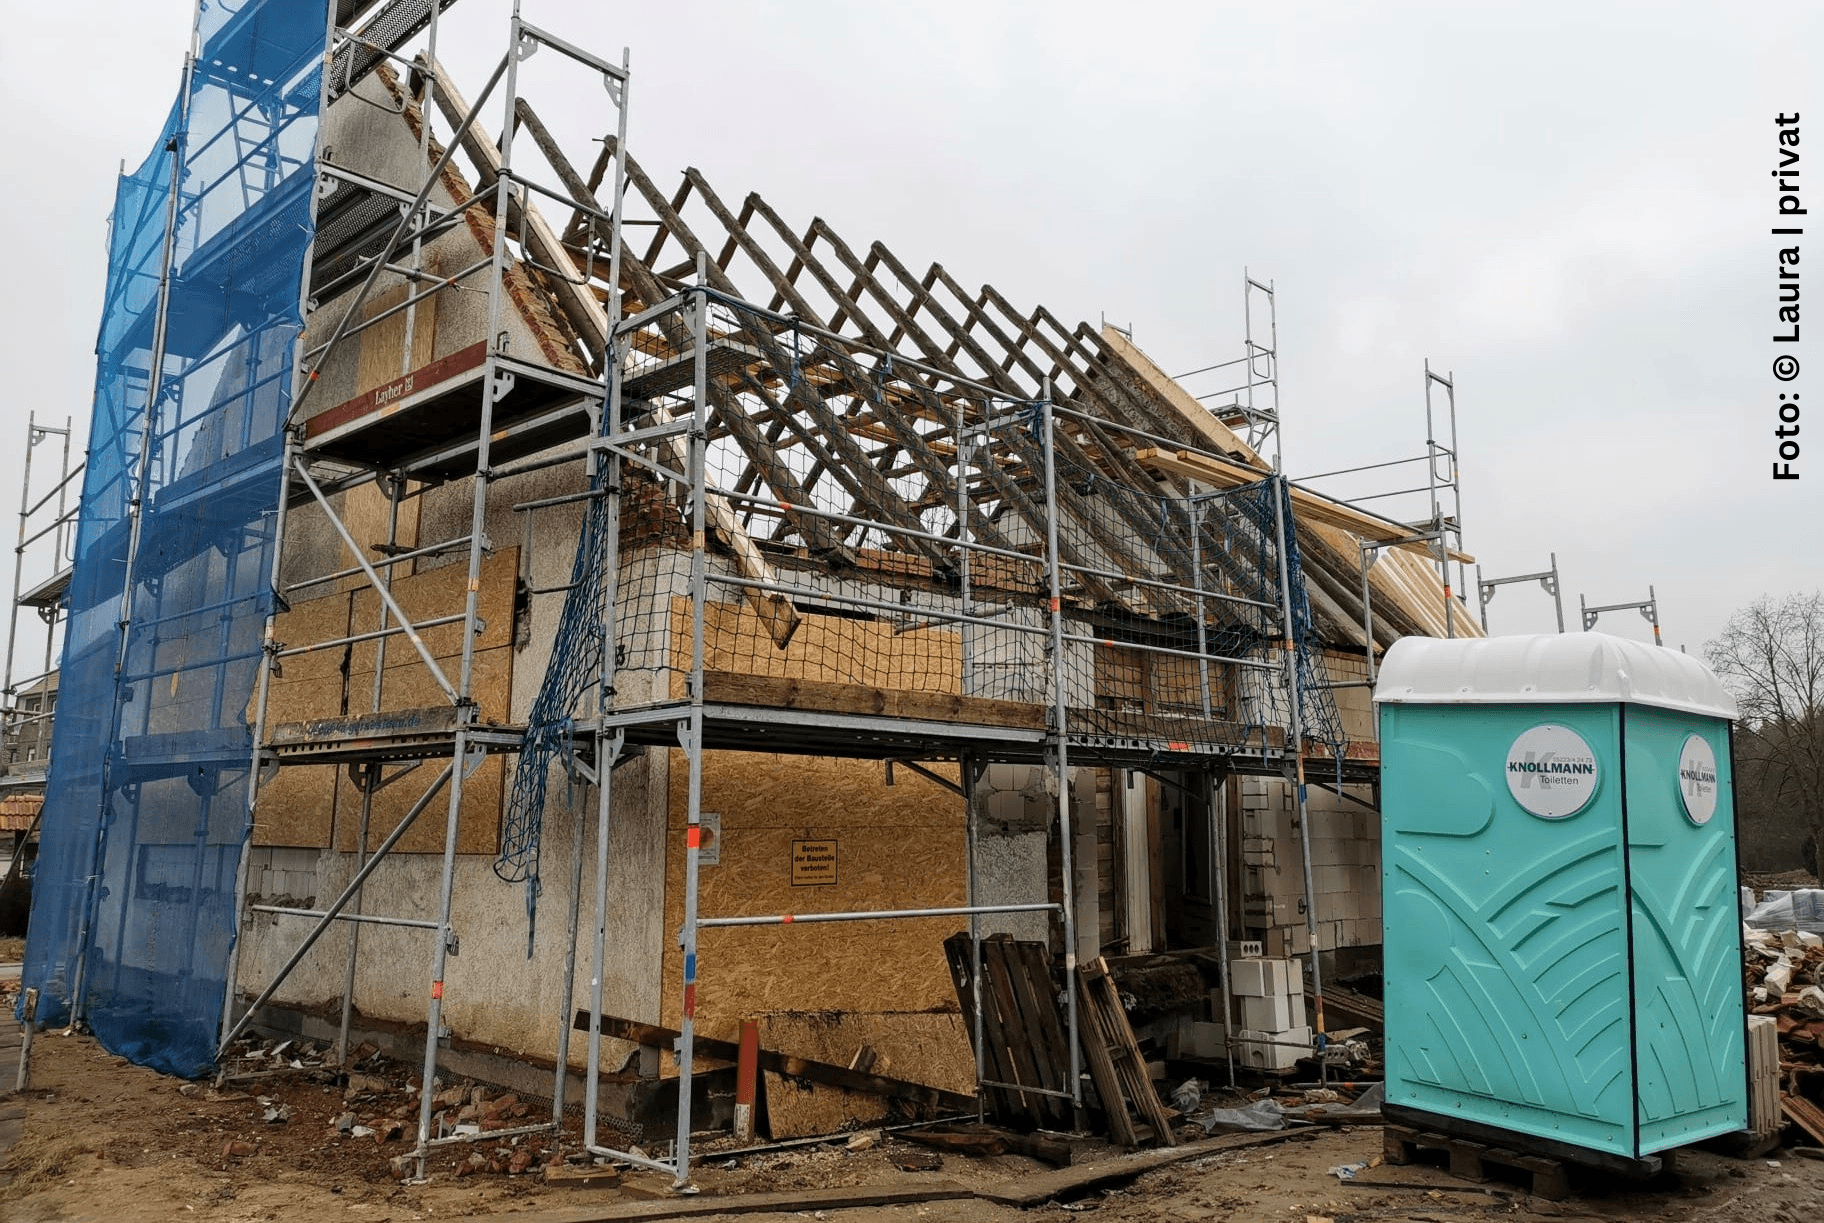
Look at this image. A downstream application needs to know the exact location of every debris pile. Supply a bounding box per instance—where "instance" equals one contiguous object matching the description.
[1745,919,1824,1145]
[215,1033,337,1084]
[211,1033,567,1182]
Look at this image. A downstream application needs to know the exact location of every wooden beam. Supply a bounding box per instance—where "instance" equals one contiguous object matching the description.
[424,81,804,639]
[1133,448,1475,565]
[570,1011,976,1111]
[1097,325,1265,467]
[607,151,954,570]
[700,671,1048,731]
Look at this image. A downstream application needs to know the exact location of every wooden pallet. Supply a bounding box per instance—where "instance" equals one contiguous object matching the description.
[942,933,1074,1131]
[1076,956,1176,1147]
[1383,1123,1570,1200]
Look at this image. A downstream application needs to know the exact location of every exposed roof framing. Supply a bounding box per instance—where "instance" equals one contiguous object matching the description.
[339,57,1476,651]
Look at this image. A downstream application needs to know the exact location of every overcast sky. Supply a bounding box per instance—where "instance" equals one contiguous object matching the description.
[2,1,1817,659]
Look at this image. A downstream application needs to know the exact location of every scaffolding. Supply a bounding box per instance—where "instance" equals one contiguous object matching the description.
[210,3,635,1177]
[2,413,80,793]
[232,146,1354,1183]
[532,266,1358,1180]
[1477,554,1566,633]
[32,0,1388,1190]
[1172,271,1282,469]
[1296,359,1473,670]
[1581,586,1663,646]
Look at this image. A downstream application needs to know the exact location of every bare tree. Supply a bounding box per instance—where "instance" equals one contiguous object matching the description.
[1705,592,1824,876]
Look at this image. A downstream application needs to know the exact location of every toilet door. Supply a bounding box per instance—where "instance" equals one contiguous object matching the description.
[1622,706,1746,1155]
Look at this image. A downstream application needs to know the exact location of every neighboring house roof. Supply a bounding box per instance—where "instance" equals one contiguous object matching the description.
[0,793,42,832]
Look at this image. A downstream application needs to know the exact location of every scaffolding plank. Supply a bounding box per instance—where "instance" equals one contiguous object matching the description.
[622,339,765,401]
[302,345,601,473]
[16,567,71,611]
[266,706,523,765]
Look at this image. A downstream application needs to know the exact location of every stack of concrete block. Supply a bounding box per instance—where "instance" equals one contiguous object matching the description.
[1230,956,1310,1072]
[1238,774,1383,958]
[246,845,322,905]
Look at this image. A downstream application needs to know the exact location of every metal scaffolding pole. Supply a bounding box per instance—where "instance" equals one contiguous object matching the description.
[1422,361,1462,638]
[78,33,199,1026]
[1580,586,1663,646]
[1205,766,1236,1089]
[669,258,713,1189]
[1477,552,1565,634]
[335,474,405,1065]
[552,40,629,1132]
[1039,389,1085,1116]
[1270,476,1327,1084]
[408,9,530,1172]
[962,753,987,1123]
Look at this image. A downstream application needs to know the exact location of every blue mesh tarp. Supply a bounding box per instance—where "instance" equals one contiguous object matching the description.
[20,0,324,1077]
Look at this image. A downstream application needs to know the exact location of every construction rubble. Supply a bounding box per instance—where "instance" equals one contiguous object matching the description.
[1745,889,1824,1147]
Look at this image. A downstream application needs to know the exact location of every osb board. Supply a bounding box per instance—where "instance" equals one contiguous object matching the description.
[670,598,962,695]
[252,765,340,849]
[334,482,423,595]
[353,277,438,397]
[345,549,517,722]
[658,752,967,1041]
[1094,646,1212,714]
[345,644,514,722]
[257,590,355,723]
[1095,646,1147,705]
[348,548,517,668]
[253,593,356,847]
[758,1011,976,1139]
[333,751,504,856]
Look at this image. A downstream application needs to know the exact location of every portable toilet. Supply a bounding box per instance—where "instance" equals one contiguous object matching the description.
[1374,633,1744,1165]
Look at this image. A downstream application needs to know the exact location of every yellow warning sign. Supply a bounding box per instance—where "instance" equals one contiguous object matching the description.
[790,839,837,886]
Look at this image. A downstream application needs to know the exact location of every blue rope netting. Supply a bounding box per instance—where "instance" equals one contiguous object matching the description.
[495,427,616,940]
[1273,480,1348,759]
[1228,478,1346,755]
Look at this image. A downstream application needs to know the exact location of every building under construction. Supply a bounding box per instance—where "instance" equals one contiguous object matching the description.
[19,0,1486,1185]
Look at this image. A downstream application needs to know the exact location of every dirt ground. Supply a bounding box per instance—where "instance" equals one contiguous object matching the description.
[3,1027,1823,1223]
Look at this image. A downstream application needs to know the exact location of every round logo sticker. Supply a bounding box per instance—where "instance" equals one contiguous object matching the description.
[1505,724,1600,819]
[1677,734,1719,826]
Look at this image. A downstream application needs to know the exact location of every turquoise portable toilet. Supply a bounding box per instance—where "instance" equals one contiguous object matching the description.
[1374,633,1744,1166]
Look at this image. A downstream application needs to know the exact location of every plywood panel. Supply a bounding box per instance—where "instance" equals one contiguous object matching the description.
[335,482,423,596]
[252,764,339,848]
[262,590,356,719]
[353,277,439,398]
[347,644,515,721]
[334,752,503,856]
[673,598,963,695]
[346,548,518,722]
[254,591,353,847]
[658,752,967,1043]
[349,548,517,671]
[1095,646,1147,708]
[758,1011,976,1139]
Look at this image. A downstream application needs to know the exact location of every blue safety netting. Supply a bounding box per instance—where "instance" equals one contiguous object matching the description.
[19,0,324,1077]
